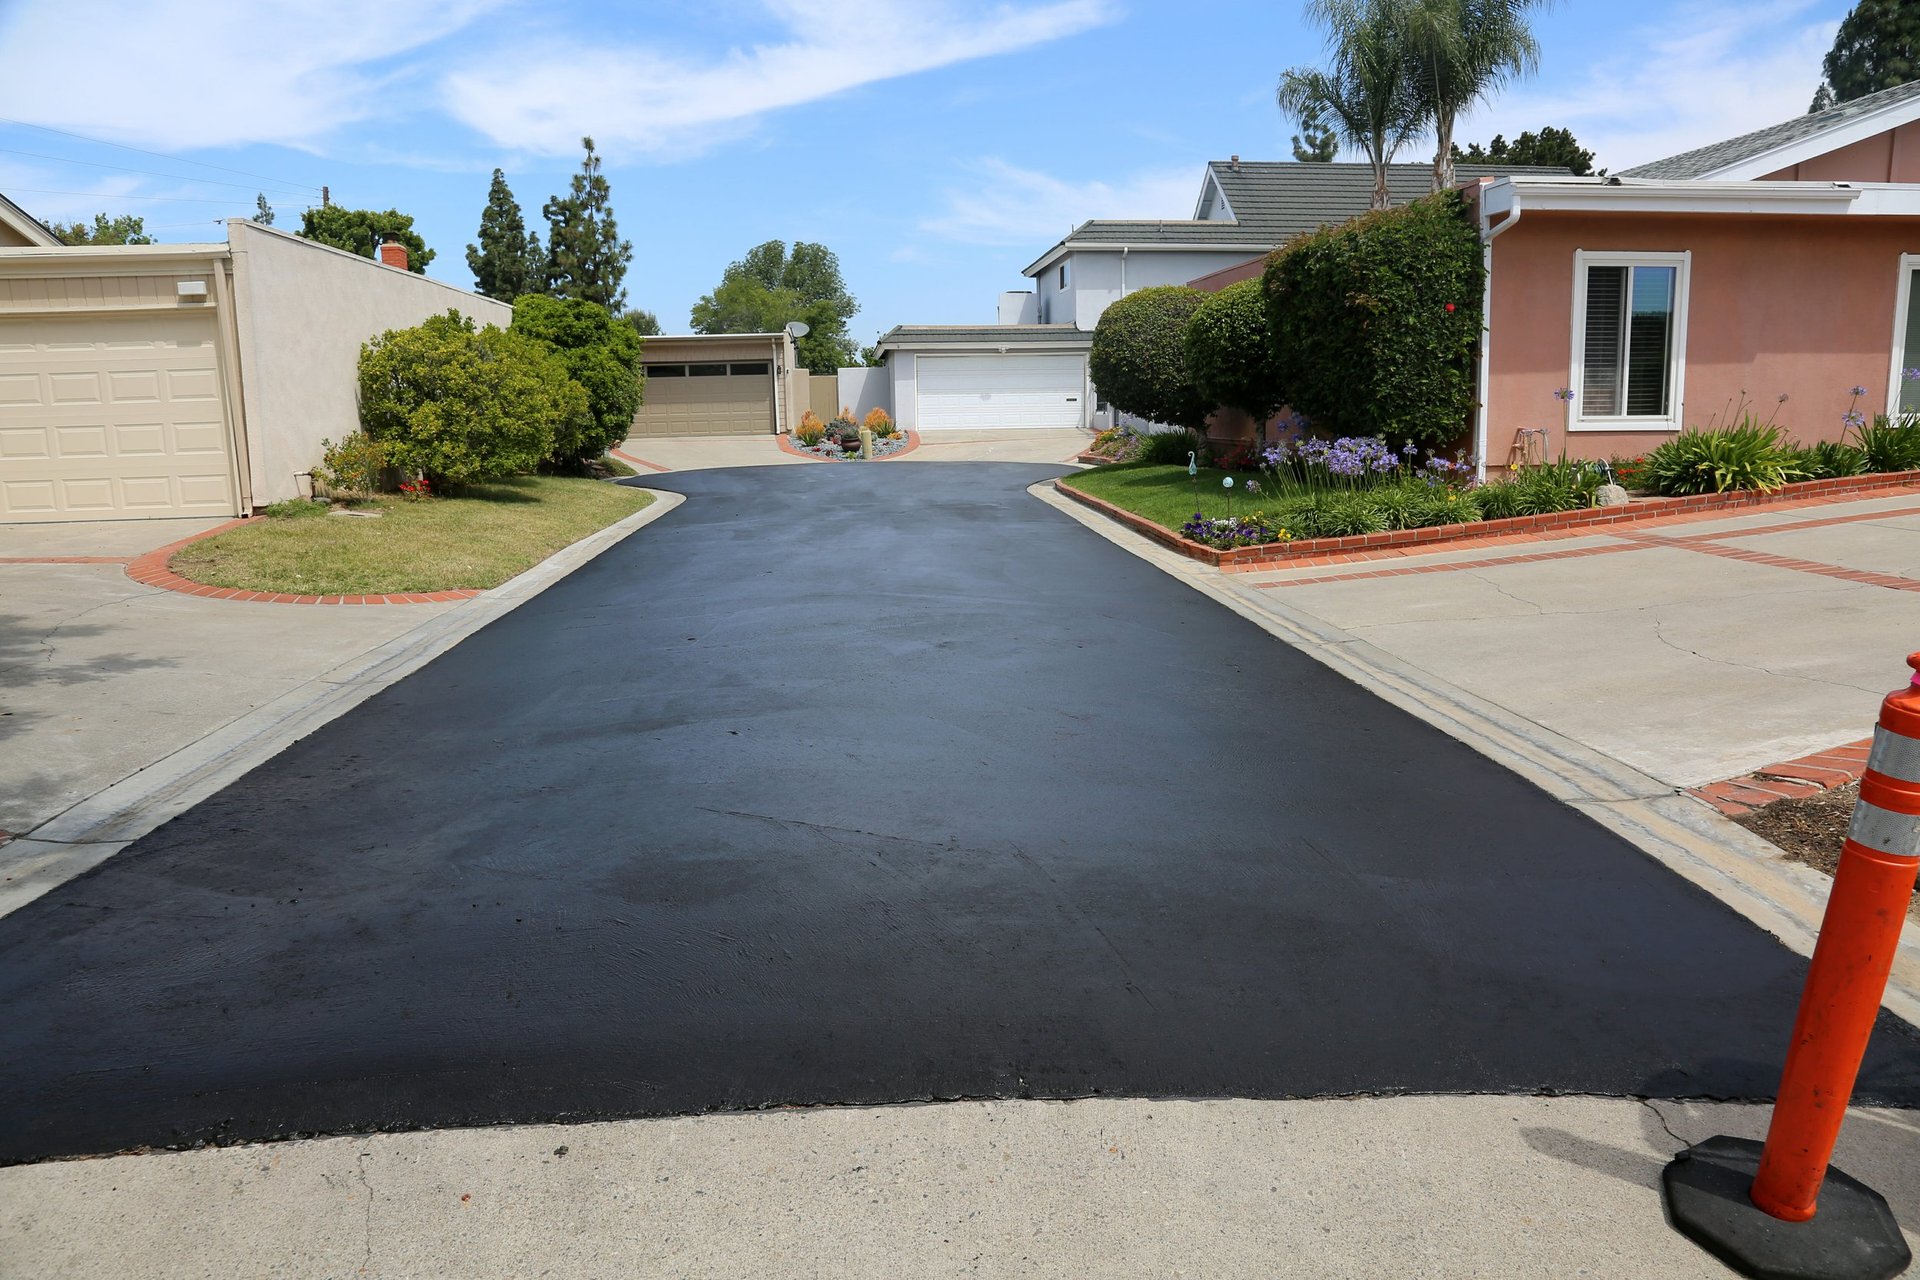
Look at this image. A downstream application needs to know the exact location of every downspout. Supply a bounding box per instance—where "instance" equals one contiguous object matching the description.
[1475,183,1522,483]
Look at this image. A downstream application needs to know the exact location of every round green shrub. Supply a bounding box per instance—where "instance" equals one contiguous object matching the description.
[358,310,588,487]
[1184,279,1285,422]
[1090,285,1213,431]
[509,294,644,466]
[1263,191,1483,447]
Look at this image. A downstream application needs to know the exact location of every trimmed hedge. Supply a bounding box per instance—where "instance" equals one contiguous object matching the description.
[1262,191,1482,448]
[1184,279,1285,423]
[510,294,644,466]
[358,310,589,488]
[1089,285,1212,431]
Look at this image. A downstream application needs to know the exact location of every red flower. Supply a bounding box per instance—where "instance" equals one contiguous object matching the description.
[1444,303,1456,313]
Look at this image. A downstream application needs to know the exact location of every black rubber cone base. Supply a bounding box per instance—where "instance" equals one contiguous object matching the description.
[1663,1135,1912,1280]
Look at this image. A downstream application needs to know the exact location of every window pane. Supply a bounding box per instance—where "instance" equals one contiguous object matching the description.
[687,363,729,377]
[1625,266,1675,417]
[729,362,771,375]
[1581,266,1627,415]
[1901,269,1920,416]
[647,364,685,377]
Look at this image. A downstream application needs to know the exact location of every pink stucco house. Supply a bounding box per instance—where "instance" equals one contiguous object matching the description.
[1197,79,1920,475]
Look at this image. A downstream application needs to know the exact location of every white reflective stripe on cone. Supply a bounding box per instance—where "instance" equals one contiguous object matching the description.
[1847,798,1920,858]
[1866,725,1920,786]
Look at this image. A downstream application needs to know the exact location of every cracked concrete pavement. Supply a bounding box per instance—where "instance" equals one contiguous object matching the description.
[0,521,456,840]
[1222,492,1920,787]
[6,1095,1918,1279]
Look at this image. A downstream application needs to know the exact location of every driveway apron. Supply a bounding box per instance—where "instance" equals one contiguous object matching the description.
[2,462,1917,1163]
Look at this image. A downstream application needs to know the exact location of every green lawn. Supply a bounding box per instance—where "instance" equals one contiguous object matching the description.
[170,475,653,595]
[1061,463,1277,530]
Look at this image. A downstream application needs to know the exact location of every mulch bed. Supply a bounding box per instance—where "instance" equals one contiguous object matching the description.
[1733,783,1919,914]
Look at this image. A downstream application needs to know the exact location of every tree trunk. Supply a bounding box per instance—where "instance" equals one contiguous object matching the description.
[1371,151,1391,210]
[1433,110,1455,192]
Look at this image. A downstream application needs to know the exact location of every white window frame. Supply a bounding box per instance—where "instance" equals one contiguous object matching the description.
[1886,254,1920,421]
[1567,249,1691,432]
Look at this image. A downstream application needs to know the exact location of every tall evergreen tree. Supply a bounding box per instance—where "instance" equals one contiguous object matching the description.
[1811,0,1920,109]
[466,169,543,301]
[1453,126,1596,175]
[543,137,633,310]
[253,194,275,225]
[1291,99,1341,161]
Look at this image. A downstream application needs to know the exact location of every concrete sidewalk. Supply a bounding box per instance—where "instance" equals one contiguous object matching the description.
[4,1094,1914,1278]
[617,428,1092,471]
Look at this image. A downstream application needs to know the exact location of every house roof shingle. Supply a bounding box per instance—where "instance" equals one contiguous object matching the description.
[1023,160,1570,274]
[876,324,1092,350]
[1620,78,1920,180]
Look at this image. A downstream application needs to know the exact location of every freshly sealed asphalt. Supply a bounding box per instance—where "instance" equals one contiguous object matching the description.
[3,462,1919,1164]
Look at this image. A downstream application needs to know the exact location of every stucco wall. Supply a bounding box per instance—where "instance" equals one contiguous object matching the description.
[1486,210,1920,464]
[227,220,513,505]
[889,353,919,431]
[837,365,889,420]
[1762,120,1920,182]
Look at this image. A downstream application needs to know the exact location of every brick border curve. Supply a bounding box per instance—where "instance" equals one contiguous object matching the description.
[1055,469,1920,571]
[124,519,481,606]
[776,430,921,462]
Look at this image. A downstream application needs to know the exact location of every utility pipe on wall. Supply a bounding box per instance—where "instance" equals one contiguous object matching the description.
[1475,181,1522,483]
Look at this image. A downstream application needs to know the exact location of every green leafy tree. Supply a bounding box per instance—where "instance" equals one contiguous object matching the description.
[621,308,662,337]
[1453,126,1596,175]
[51,213,152,245]
[466,169,544,302]
[690,239,859,373]
[1279,0,1424,209]
[298,206,434,272]
[357,310,584,486]
[1291,99,1341,161]
[253,194,275,225]
[1263,191,1483,446]
[1812,0,1920,108]
[1395,0,1548,191]
[543,137,633,310]
[1089,286,1213,431]
[1184,280,1287,422]
[510,294,645,465]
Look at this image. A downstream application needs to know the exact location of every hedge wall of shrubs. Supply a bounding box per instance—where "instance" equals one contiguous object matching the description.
[1089,285,1213,431]
[1262,191,1482,448]
[1184,279,1284,423]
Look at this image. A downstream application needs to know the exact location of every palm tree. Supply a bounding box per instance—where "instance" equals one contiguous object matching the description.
[1396,0,1548,191]
[1278,0,1424,211]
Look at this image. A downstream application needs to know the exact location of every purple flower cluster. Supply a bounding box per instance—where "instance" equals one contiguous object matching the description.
[1180,512,1278,549]
[1260,433,1472,490]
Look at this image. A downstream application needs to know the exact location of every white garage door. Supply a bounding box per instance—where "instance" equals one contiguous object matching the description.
[0,312,238,522]
[916,354,1085,431]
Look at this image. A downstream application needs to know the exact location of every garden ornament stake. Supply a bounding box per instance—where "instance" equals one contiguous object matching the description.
[1187,451,1197,479]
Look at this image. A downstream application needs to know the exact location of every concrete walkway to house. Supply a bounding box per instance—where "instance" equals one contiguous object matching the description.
[1215,489,1920,788]
[0,519,456,843]
[617,427,1092,471]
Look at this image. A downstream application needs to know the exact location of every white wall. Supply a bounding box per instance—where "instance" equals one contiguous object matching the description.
[837,365,889,420]
[888,353,919,431]
[1066,248,1260,329]
[227,220,513,505]
[998,291,1039,324]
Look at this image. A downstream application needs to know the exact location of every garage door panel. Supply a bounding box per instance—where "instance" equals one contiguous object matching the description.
[0,313,238,522]
[631,365,773,438]
[917,354,1085,431]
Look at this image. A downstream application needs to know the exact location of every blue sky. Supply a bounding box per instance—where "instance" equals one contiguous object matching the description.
[0,0,1847,342]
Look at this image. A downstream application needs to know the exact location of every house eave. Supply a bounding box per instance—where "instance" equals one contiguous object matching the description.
[1021,238,1271,278]
[1484,177,1891,217]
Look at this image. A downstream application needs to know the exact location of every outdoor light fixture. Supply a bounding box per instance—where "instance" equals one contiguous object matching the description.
[176,280,208,301]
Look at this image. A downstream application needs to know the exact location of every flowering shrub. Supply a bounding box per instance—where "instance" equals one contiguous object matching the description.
[1258,433,1471,494]
[1180,512,1282,548]
[1087,426,1144,461]
[796,411,826,446]
[398,475,432,501]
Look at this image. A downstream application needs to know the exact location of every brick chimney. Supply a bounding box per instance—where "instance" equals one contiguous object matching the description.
[377,239,409,271]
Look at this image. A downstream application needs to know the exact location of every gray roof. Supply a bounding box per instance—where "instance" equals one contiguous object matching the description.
[1620,78,1920,179]
[877,324,1092,349]
[1025,160,1569,272]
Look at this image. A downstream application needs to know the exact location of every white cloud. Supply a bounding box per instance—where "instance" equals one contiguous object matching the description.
[0,0,504,151]
[440,0,1118,157]
[919,158,1199,246]
[1453,0,1837,172]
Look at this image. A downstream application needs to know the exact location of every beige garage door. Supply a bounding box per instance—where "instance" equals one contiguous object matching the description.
[631,361,775,437]
[0,312,238,522]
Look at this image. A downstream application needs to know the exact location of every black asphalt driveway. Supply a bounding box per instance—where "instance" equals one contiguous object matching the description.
[3,462,1918,1164]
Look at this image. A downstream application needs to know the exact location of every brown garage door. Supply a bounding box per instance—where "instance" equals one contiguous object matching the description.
[631,361,775,437]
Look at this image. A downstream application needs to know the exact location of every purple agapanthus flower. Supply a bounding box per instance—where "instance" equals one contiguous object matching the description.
[1844,410,1867,428]
[1851,385,1869,397]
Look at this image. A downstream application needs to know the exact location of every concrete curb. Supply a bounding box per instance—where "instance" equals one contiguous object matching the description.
[1029,479,1920,1029]
[0,490,685,921]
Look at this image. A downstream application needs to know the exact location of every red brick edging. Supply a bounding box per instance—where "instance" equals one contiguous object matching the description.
[124,519,481,606]
[1690,741,1871,818]
[1054,470,1920,571]
[611,447,673,474]
[777,431,921,462]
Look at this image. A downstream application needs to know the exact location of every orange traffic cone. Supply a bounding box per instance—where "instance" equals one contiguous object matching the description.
[1663,653,1920,1280]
